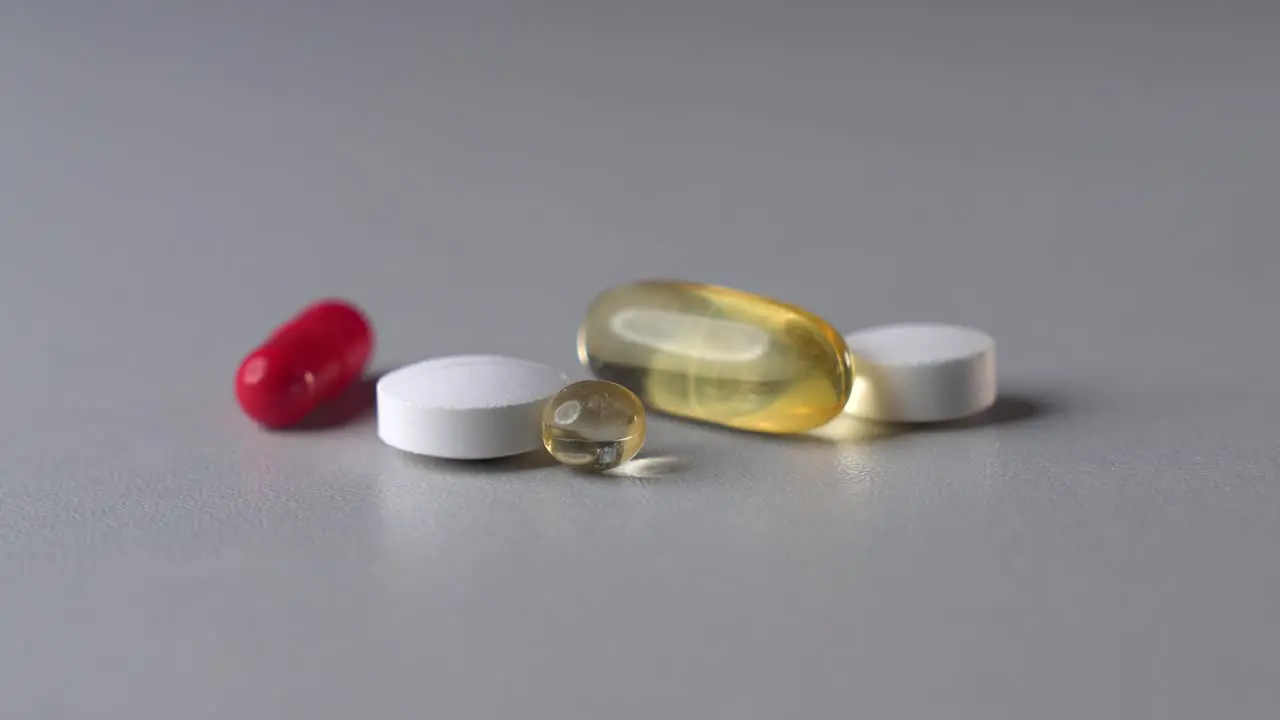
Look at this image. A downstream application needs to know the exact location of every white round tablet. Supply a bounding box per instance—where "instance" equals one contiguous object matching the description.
[377,355,569,459]
[843,323,996,423]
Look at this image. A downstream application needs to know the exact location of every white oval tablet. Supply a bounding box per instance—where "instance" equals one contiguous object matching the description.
[843,323,996,423]
[377,355,568,459]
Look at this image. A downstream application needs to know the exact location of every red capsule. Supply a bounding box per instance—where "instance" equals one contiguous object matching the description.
[235,299,374,428]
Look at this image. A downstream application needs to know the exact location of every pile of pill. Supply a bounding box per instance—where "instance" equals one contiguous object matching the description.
[235,280,996,471]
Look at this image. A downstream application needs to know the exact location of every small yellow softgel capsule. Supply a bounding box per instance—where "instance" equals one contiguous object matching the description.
[541,380,647,471]
[578,280,853,434]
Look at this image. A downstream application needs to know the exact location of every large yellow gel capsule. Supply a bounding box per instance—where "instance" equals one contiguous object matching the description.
[577,280,853,434]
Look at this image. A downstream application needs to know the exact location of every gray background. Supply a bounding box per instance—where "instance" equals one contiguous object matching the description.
[2,1,1278,717]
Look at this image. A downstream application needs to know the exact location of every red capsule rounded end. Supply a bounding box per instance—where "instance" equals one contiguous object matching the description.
[235,350,315,428]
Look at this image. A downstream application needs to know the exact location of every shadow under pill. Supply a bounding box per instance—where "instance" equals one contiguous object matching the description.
[638,389,1061,445]
[930,392,1058,429]
[877,390,1063,434]
[285,369,392,431]
[399,449,561,474]
[603,454,690,479]
[806,414,904,443]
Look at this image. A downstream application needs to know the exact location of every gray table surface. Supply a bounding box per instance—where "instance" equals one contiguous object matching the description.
[3,2,1278,718]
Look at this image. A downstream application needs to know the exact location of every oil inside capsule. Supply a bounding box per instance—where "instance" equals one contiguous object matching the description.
[577,280,852,434]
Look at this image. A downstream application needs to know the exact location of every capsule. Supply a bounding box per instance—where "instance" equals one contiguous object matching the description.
[577,280,852,434]
[235,299,374,428]
[541,380,647,471]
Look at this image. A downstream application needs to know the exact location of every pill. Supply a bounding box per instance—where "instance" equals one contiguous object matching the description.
[377,355,568,459]
[541,380,647,471]
[843,323,996,423]
[578,280,853,434]
[235,299,374,428]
